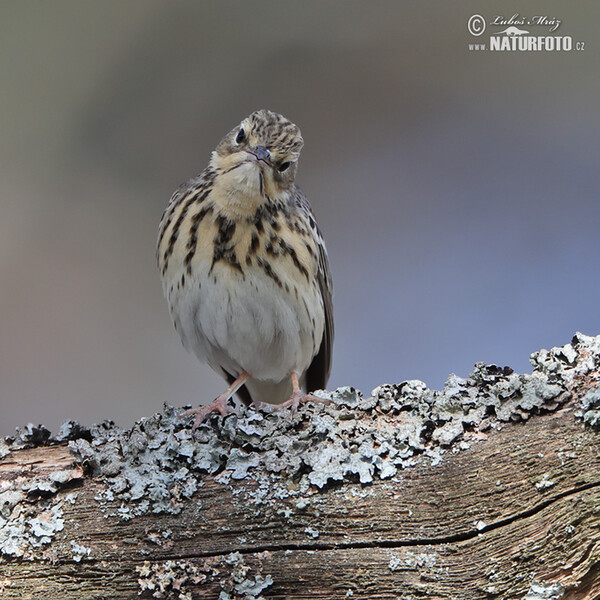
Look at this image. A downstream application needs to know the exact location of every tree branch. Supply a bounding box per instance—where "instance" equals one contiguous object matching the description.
[2,333,600,599]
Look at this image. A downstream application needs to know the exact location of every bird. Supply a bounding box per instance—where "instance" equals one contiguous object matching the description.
[157,109,333,427]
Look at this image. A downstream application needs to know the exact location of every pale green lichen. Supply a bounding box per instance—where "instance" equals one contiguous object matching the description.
[219,552,273,600]
[3,334,597,532]
[52,337,599,515]
[0,439,10,459]
[136,559,209,599]
[65,351,569,516]
[535,474,557,491]
[524,580,565,600]
[70,539,91,562]
[0,461,81,558]
[0,502,64,557]
[577,386,600,428]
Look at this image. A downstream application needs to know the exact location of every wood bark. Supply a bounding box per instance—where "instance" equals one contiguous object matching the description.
[1,356,600,599]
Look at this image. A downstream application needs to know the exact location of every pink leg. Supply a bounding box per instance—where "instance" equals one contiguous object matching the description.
[181,371,251,429]
[275,371,332,414]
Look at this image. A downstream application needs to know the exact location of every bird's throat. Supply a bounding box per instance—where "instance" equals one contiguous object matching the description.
[213,161,282,220]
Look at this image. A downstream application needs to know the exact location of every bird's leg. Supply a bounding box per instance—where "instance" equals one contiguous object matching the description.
[276,371,332,414]
[181,371,251,429]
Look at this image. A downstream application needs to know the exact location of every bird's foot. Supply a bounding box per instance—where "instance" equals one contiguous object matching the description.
[276,391,332,415]
[181,394,234,429]
[181,371,251,429]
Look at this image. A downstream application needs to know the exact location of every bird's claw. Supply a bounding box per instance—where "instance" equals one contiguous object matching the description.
[276,391,332,415]
[181,395,235,429]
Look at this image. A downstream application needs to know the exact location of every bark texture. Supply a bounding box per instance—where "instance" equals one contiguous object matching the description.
[1,333,600,599]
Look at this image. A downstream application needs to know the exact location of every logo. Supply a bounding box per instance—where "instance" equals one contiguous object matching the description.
[467,14,486,36]
[467,13,585,53]
[497,26,529,36]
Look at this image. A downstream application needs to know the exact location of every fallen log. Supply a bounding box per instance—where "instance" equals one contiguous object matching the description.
[1,333,600,599]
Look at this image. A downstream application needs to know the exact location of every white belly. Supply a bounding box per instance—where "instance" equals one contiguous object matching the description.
[166,260,324,384]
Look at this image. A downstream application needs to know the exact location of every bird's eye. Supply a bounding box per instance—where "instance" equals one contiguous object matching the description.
[278,161,291,172]
[235,128,245,144]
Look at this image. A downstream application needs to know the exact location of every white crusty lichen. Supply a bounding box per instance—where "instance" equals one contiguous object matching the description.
[137,555,273,600]
[0,459,84,559]
[524,580,565,600]
[136,560,207,600]
[3,333,598,527]
[0,500,65,558]
[577,386,600,428]
[70,540,91,562]
[219,552,273,600]
[0,439,10,459]
[0,420,87,559]
[534,474,557,491]
[388,550,438,572]
[58,334,599,517]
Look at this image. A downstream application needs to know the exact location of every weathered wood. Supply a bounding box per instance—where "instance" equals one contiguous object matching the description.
[2,335,600,599]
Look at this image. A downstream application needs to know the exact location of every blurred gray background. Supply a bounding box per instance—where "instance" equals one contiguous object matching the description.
[1,1,598,436]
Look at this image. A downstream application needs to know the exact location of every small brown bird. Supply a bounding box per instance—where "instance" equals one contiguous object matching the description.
[157,110,333,427]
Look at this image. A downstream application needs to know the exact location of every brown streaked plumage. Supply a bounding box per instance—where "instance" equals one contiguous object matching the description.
[157,109,333,426]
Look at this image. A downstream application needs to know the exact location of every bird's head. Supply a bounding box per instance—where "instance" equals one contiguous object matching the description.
[211,110,304,201]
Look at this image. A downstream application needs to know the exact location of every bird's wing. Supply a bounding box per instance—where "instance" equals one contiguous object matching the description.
[293,188,334,393]
[306,234,334,392]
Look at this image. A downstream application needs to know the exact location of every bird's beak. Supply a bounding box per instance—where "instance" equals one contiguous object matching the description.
[246,146,271,167]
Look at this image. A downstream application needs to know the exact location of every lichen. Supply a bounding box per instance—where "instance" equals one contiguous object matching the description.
[136,559,210,599]
[0,501,65,558]
[0,461,82,559]
[524,580,565,600]
[70,539,91,562]
[219,552,273,600]
[530,333,600,384]
[577,386,600,428]
[7,423,51,449]
[388,550,438,575]
[136,553,273,599]
[3,333,598,528]
[534,474,557,491]
[0,439,10,459]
